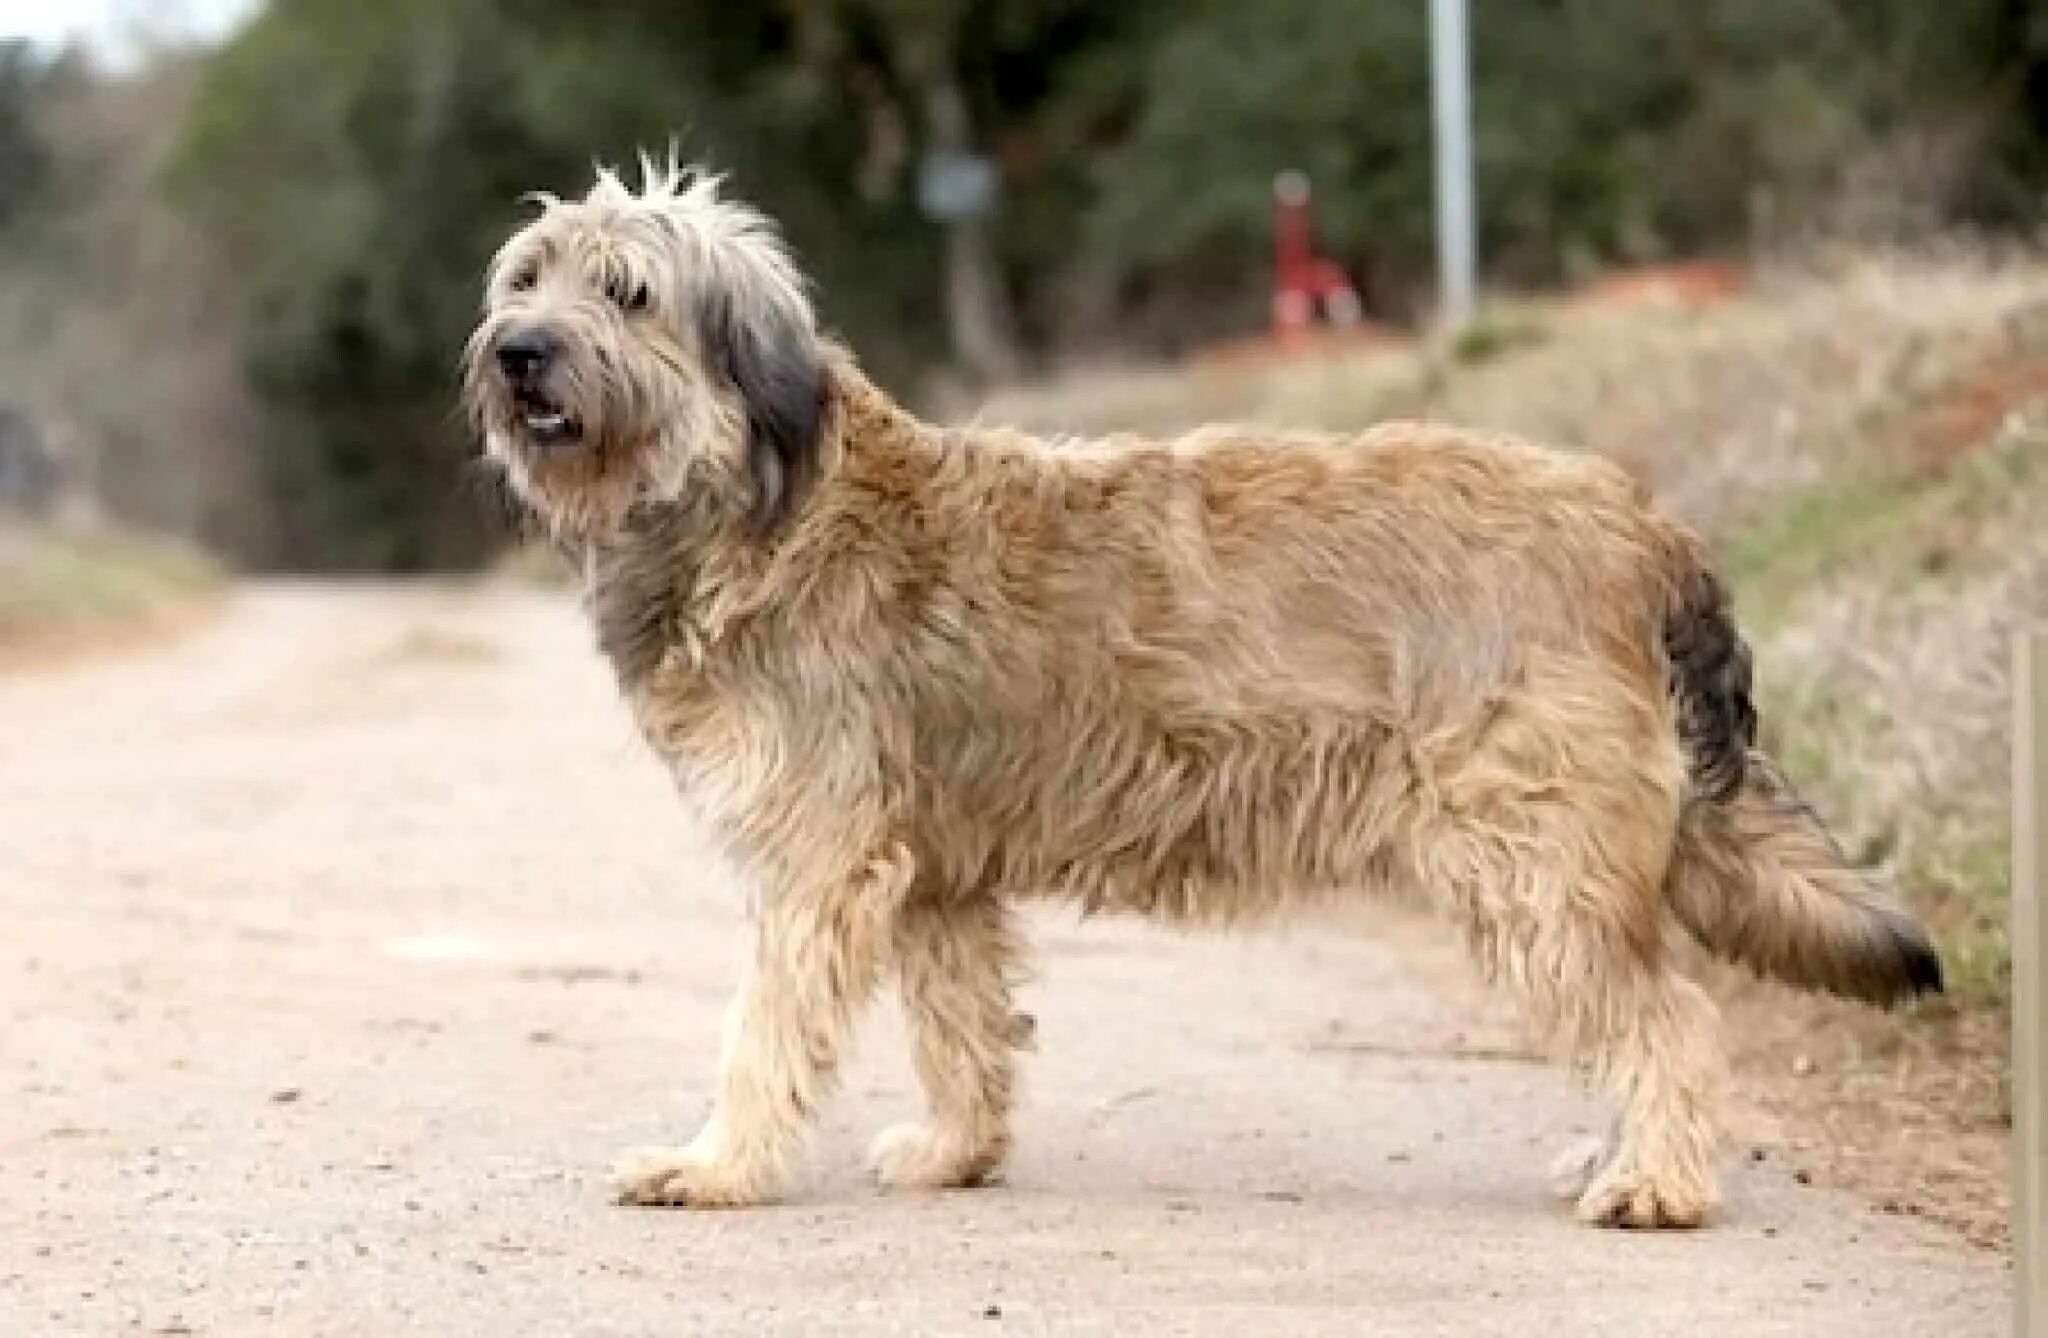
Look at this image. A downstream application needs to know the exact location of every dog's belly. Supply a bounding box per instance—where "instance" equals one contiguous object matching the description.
[1012,838,1411,925]
[921,717,1416,924]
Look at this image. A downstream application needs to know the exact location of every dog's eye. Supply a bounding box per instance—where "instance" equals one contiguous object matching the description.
[508,262,538,293]
[610,277,651,313]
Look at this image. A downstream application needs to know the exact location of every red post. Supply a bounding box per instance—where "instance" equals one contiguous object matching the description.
[1272,171,1315,342]
[1272,170,1361,344]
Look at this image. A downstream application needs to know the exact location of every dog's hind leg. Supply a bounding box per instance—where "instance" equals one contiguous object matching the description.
[611,844,910,1209]
[1428,823,1725,1228]
[869,893,1033,1190]
[1414,684,1725,1228]
[1563,956,1723,1228]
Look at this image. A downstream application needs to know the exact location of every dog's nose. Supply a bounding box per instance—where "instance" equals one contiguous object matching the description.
[494,327,557,382]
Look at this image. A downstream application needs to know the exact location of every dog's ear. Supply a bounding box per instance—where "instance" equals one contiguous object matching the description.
[698,289,827,533]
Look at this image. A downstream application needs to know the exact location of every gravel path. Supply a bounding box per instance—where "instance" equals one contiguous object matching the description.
[0,583,2010,1336]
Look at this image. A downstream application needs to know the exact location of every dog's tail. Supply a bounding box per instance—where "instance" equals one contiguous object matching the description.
[1658,535,1943,1006]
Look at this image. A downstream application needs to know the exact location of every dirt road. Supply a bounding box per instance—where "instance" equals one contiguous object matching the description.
[0,584,2010,1336]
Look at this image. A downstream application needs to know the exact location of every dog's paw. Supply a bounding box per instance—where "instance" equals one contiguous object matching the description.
[1574,1159,1716,1230]
[867,1122,1005,1191]
[608,1145,767,1209]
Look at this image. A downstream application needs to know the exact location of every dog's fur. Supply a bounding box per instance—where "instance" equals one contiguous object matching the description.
[464,159,1942,1230]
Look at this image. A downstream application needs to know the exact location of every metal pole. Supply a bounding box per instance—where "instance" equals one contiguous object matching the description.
[2017,629,2048,1338]
[1429,0,1477,326]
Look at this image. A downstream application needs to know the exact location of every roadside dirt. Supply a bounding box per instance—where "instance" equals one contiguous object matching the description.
[1722,982,2011,1250]
[0,584,2011,1336]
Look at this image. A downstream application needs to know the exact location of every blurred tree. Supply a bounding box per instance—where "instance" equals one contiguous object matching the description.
[0,41,58,229]
[1074,0,1901,336]
[783,0,1026,380]
[767,0,1161,378]
[160,0,2048,569]
[1078,0,1433,344]
[1473,0,1870,275]
[0,50,274,560]
[1837,0,2048,228]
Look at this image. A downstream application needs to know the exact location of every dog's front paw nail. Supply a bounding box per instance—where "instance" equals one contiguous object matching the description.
[608,1145,762,1209]
[1575,1160,1715,1230]
[609,1145,700,1206]
[867,1122,1004,1191]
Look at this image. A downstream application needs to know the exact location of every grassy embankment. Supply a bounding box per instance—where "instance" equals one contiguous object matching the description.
[0,522,221,658]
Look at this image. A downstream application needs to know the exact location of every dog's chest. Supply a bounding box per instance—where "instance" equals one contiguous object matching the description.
[620,640,791,834]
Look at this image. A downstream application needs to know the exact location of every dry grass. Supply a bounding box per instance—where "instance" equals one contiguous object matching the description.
[0,521,221,657]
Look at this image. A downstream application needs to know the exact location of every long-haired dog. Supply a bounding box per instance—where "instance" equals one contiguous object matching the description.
[464,159,1941,1229]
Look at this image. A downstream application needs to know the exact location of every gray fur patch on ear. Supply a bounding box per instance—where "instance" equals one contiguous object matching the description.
[698,287,826,532]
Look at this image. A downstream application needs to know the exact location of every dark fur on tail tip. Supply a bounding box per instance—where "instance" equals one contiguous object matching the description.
[1665,564,1757,801]
[1797,771,1948,1001]
[1882,910,1947,998]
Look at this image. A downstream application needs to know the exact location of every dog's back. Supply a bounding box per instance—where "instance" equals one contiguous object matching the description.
[868,415,1682,911]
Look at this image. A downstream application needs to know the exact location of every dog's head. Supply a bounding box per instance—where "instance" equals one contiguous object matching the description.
[464,157,827,539]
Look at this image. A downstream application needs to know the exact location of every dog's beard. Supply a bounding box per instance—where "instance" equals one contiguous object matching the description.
[468,375,615,543]
[508,378,580,449]
[476,357,601,459]
[478,406,707,548]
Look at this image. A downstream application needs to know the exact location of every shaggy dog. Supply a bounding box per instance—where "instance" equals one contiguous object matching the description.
[464,159,1941,1230]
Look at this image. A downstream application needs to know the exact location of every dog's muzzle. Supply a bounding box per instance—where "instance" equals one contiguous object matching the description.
[493,325,580,450]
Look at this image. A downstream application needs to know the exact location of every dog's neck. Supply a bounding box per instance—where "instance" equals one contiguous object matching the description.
[579,351,936,689]
[824,350,926,459]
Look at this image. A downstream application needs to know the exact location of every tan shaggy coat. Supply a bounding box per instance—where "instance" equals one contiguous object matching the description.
[464,161,1940,1231]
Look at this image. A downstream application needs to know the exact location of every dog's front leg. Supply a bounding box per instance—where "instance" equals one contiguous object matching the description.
[869,894,1031,1191]
[610,845,908,1209]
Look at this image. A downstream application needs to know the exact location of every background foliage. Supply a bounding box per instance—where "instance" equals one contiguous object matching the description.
[4,0,2048,569]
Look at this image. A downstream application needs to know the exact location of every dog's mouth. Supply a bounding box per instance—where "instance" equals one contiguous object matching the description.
[511,386,581,452]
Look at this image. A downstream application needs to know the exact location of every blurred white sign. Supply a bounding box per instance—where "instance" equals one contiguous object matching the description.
[918,151,998,222]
